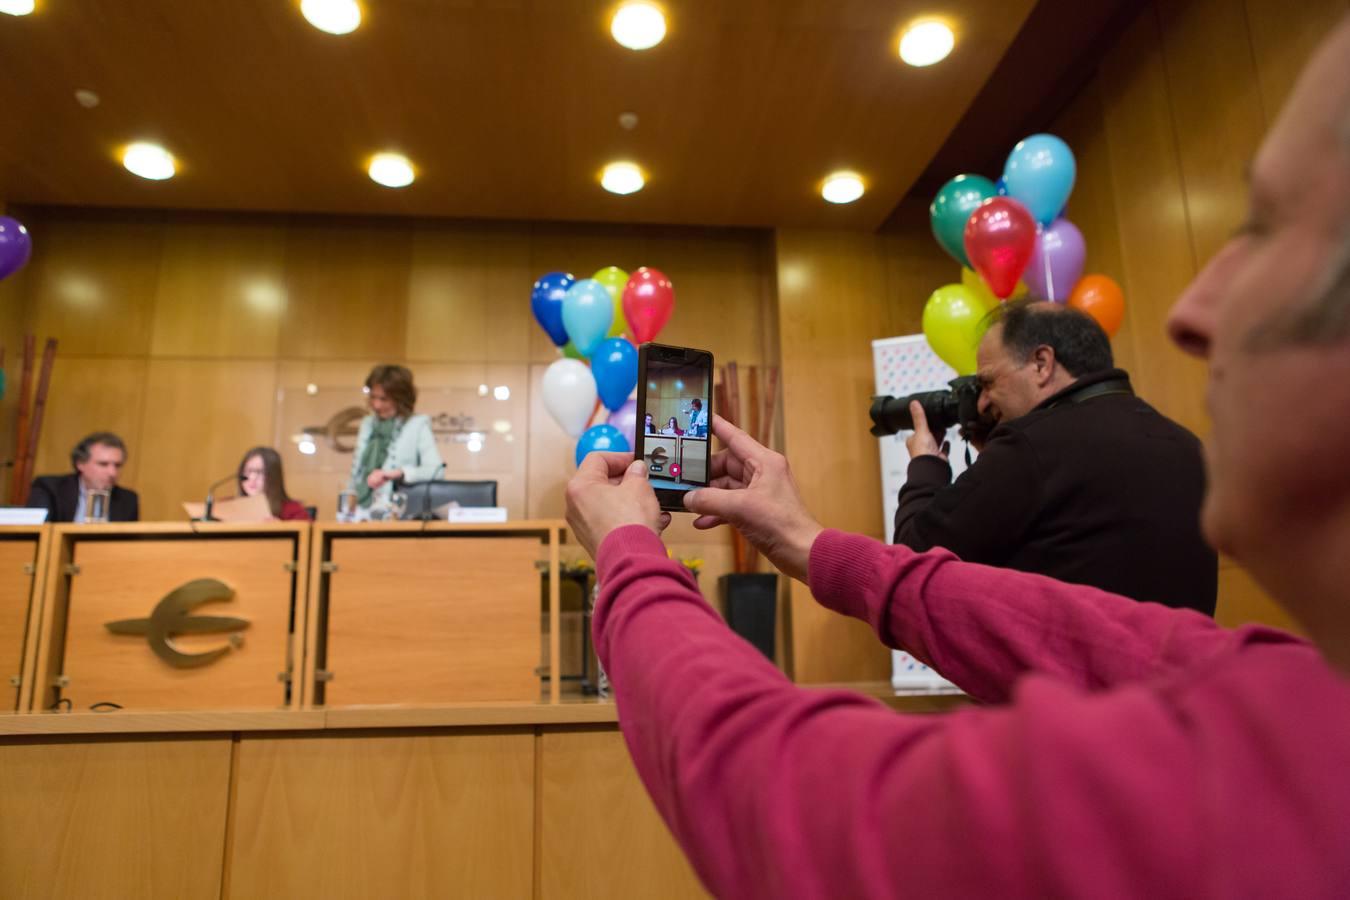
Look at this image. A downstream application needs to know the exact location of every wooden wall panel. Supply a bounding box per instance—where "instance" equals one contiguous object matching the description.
[1244,0,1350,121]
[0,735,231,899]
[23,212,163,357]
[539,727,709,899]
[150,219,288,358]
[1157,0,1268,266]
[136,360,279,520]
[30,356,150,485]
[1097,6,1210,437]
[406,223,534,363]
[775,228,895,683]
[227,730,535,899]
[280,220,414,360]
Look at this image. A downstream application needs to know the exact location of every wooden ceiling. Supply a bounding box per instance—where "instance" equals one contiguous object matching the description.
[0,0,1036,230]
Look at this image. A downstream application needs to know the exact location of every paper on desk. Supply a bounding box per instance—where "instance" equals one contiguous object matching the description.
[182,494,273,522]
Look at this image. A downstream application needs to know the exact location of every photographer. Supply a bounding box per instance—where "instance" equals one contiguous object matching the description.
[895,300,1216,614]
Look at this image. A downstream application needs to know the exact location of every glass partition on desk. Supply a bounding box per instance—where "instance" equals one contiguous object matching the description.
[274,379,528,521]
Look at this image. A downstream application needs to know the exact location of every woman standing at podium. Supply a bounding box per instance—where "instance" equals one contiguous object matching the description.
[237,447,312,520]
[348,364,444,511]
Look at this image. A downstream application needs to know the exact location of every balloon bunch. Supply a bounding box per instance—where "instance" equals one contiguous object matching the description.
[531,266,676,465]
[924,134,1126,374]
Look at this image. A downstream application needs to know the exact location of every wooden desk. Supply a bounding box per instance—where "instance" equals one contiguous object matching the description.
[28,522,309,712]
[0,526,49,712]
[302,520,565,707]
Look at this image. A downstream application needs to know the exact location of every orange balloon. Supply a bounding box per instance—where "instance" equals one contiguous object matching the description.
[1068,274,1125,337]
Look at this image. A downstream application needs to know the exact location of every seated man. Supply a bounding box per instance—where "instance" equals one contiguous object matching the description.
[29,432,139,522]
[896,300,1217,614]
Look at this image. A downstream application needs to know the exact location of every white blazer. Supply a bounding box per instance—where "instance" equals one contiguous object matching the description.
[347,413,445,502]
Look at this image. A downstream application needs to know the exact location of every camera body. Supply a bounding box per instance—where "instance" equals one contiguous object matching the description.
[869,375,987,438]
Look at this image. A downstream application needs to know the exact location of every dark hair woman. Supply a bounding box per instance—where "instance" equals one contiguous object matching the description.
[237,446,311,520]
[347,364,444,509]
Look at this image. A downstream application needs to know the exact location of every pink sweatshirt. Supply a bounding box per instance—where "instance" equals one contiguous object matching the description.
[593,525,1350,899]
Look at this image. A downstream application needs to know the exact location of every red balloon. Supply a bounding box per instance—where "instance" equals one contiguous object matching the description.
[621,267,675,343]
[963,197,1036,299]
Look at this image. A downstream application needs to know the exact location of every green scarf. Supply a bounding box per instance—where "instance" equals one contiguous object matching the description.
[356,416,400,506]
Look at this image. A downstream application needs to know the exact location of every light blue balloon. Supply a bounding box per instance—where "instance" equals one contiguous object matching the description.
[575,424,630,467]
[1003,134,1076,226]
[561,279,614,357]
[591,337,638,412]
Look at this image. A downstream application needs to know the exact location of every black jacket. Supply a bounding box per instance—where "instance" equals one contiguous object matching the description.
[27,473,140,523]
[894,369,1217,615]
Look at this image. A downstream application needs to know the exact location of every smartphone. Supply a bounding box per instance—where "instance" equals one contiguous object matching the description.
[635,343,714,512]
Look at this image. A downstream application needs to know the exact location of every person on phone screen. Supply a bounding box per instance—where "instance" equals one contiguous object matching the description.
[662,416,683,436]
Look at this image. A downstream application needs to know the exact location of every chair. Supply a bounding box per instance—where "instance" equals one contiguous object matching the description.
[399,480,498,519]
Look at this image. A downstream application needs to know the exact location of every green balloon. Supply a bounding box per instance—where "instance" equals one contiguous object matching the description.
[562,341,585,360]
[930,175,998,269]
[0,368,5,400]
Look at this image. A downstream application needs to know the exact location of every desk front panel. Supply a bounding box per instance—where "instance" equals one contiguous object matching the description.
[61,537,296,710]
[0,537,41,711]
[321,535,541,705]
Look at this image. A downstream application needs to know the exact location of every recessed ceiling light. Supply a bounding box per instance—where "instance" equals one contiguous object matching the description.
[611,2,666,51]
[301,0,361,35]
[899,21,955,67]
[601,162,645,195]
[297,435,318,455]
[368,152,414,188]
[122,143,177,181]
[0,0,35,16]
[74,89,101,109]
[493,385,511,401]
[821,172,865,204]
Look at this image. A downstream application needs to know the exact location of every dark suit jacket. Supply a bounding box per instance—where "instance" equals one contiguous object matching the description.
[27,473,140,523]
[894,369,1218,615]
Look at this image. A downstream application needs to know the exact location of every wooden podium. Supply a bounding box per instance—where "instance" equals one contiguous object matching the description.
[303,520,563,707]
[0,526,49,711]
[29,523,309,712]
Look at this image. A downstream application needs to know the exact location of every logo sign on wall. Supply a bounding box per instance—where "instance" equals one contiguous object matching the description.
[872,334,972,693]
[104,578,250,668]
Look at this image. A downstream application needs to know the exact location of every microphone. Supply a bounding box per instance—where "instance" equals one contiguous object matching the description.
[196,473,240,522]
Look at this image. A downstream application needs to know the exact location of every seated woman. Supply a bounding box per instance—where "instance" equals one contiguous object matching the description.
[348,364,444,510]
[238,446,311,520]
[661,416,684,436]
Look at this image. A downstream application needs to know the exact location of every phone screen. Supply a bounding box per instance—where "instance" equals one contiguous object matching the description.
[636,344,712,507]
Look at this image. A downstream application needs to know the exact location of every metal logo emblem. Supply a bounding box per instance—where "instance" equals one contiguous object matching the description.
[104,578,250,668]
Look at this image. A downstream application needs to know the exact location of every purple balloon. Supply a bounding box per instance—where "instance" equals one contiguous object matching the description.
[1024,218,1085,303]
[606,398,638,450]
[0,217,32,282]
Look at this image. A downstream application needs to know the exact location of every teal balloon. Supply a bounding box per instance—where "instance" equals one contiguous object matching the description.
[1003,134,1077,226]
[561,279,614,357]
[0,368,5,400]
[930,175,998,268]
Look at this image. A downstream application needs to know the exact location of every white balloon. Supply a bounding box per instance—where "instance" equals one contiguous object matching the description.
[542,359,598,437]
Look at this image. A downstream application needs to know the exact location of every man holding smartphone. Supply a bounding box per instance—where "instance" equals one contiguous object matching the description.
[563,16,1350,897]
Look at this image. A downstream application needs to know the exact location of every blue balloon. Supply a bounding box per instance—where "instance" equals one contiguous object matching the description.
[994,177,1008,196]
[531,271,574,347]
[1003,134,1077,226]
[591,338,638,412]
[575,424,630,467]
[561,279,614,357]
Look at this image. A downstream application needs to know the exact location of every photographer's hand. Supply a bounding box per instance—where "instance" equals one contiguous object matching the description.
[683,416,823,582]
[905,402,950,461]
[565,452,672,558]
